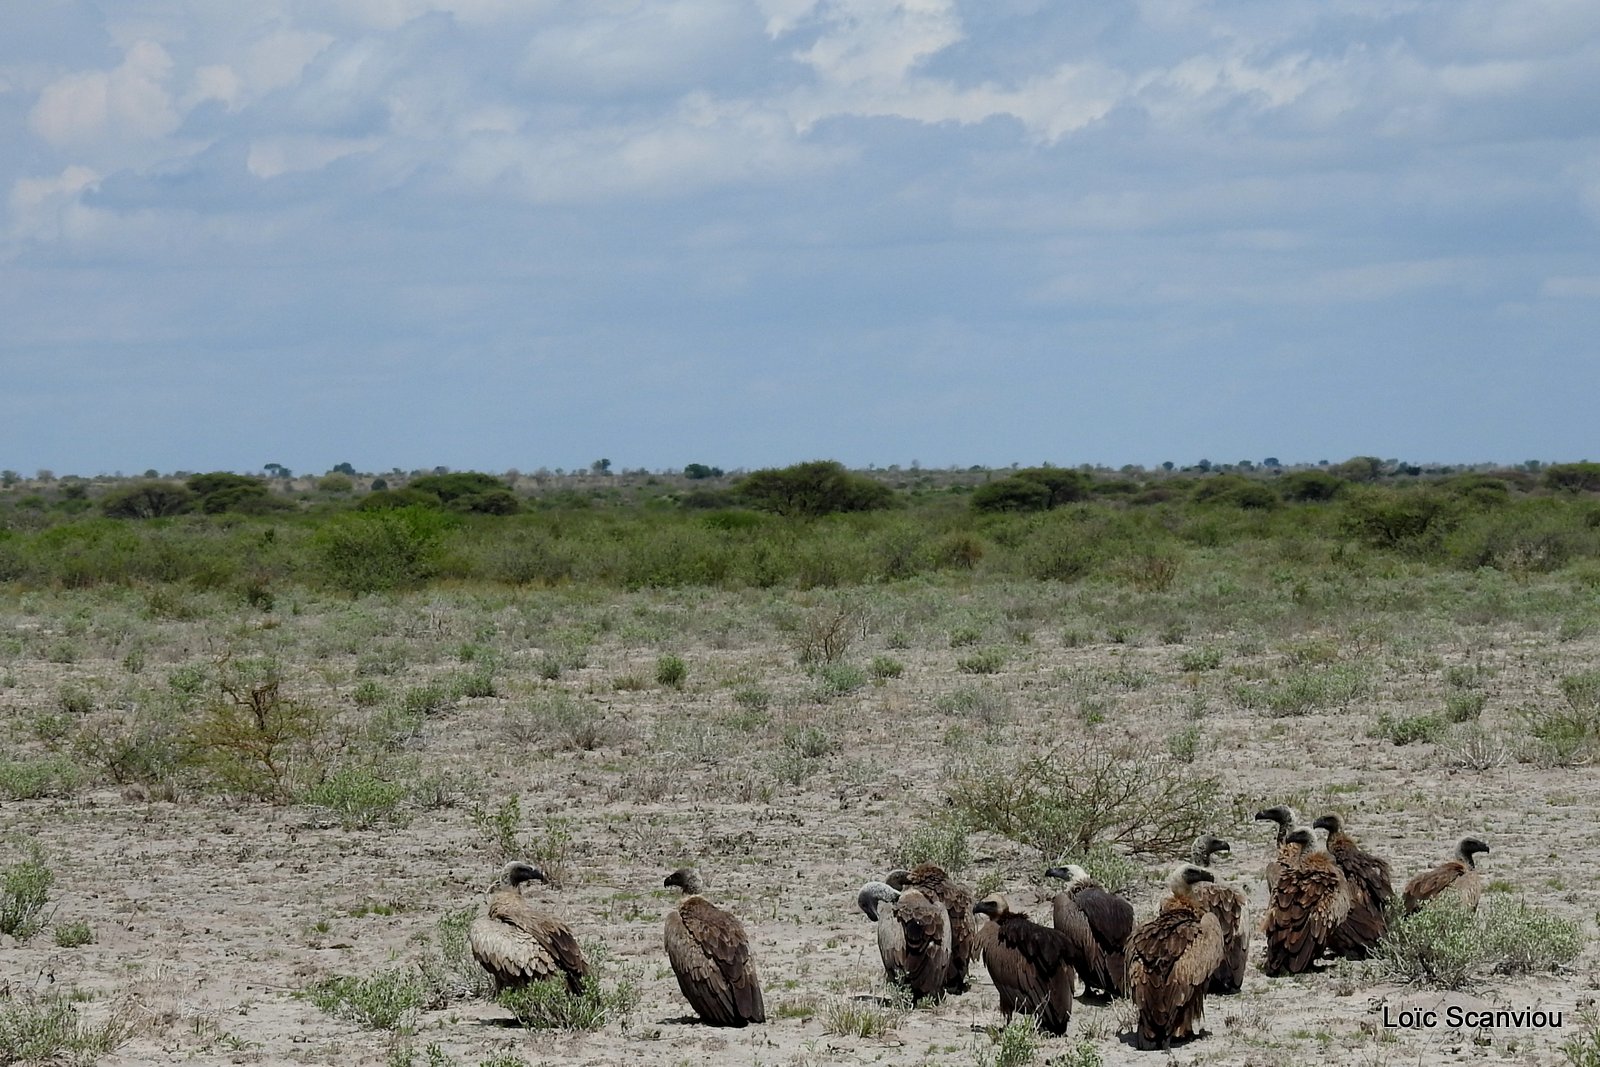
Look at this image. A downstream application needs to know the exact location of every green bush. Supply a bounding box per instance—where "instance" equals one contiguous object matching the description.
[0,755,82,800]
[655,654,687,687]
[894,823,971,874]
[0,995,130,1064]
[101,480,193,518]
[307,968,427,1031]
[303,766,410,829]
[1378,895,1583,989]
[1368,711,1447,745]
[52,920,93,947]
[495,969,641,1031]
[0,851,54,941]
[737,460,895,518]
[313,509,452,594]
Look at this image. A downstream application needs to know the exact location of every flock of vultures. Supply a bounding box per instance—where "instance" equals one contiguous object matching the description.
[466,807,1490,1051]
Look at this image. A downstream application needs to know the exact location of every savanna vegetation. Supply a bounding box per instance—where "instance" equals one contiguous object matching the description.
[2,455,1598,1066]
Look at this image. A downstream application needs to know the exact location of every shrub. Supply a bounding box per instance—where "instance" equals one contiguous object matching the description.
[1445,691,1487,722]
[313,509,452,594]
[790,602,859,665]
[971,477,1051,513]
[1378,895,1584,989]
[303,766,410,829]
[974,1017,1042,1067]
[655,654,687,688]
[1545,462,1600,494]
[306,968,427,1031]
[1280,470,1345,502]
[52,920,93,947]
[821,996,906,1037]
[1368,711,1446,746]
[101,481,193,518]
[812,663,866,700]
[1177,647,1223,672]
[894,823,971,874]
[0,756,82,800]
[949,735,1234,858]
[0,851,54,941]
[1341,489,1458,551]
[495,969,641,1031]
[505,693,622,752]
[737,460,895,518]
[417,907,495,1005]
[956,648,1007,674]
[187,658,333,800]
[868,656,904,683]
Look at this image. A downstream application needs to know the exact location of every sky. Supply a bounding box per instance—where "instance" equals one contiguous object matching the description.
[2,0,1598,477]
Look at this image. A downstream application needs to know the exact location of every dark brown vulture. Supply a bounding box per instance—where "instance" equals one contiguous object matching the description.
[972,894,1084,1035]
[1187,834,1248,994]
[857,881,951,1002]
[663,867,765,1027]
[469,862,589,996]
[1043,863,1133,997]
[886,863,976,994]
[1311,814,1394,959]
[1254,805,1302,891]
[1126,864,1225,1051]
[1403,837,1490,914]
[1261,828,1351,977]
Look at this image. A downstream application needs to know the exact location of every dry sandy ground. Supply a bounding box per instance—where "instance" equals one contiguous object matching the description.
[1,583,1596,1067]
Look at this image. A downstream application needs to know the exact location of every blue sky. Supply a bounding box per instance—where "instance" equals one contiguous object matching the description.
[2,0,1598,476]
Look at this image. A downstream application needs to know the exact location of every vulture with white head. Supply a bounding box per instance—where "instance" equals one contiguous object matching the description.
[1262,828,1351,977]
[885,864,977,994]
[1126,864,1225,1051]
[1403,837,1490,914]
[1311,813,1393,959]
[972,894,1084,1035]
[1254,805,1302,891]
[469,862,589,996]
[857,881,951,1002]
[1187,834,1249,994]
[1043,863,1133,997]
[663,867,765,1027]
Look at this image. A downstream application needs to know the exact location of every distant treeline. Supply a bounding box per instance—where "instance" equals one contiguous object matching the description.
[2,459,1599,596]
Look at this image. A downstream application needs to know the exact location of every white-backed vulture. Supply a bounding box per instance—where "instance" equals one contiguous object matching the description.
[972,895,1083,1035]
[857,881,951,1002]
[1187,834,1248,995]
[1311,814,1394,959]
[469,861,589,996]
[1254,805,1302,891]
[1261,828,1351,977]
[1403,837,1490,914]
[1126,864,1225,1051]
[1043,863,1133,997]
[886,864,976,994]
[663,867,765,1027]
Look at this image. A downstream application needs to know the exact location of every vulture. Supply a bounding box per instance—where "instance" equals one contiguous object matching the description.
[857,881,951,1002]
[1043,863,1133,997]
[972,895,1083,1035]
[1261,828,1351,977]
[1311,814,1394,959]
[1254,805,1303,891]
[469,861,589,996]
[1403,837,1490,914]
[885,864,977,994]
[662,867,765,1027]
[1187,834,1249,995]
[1126,864,1225,1051]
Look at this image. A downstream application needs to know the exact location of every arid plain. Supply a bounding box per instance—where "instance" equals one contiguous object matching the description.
[2,564,1597,1067]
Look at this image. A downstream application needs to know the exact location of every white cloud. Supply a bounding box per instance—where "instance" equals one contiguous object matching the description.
[29,40,180,147]
[1541,275,1600,299]
[8,165,100,241]
[246,135,382,178]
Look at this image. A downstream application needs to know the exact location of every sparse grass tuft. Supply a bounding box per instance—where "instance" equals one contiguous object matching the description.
[1368,711,1447,746]
[974,1016,1041,1067]
[52,920,93,948]
[0,994,132,1065]
[821,995,905,1038]
[894,824,971,875]
[302,765,410,829]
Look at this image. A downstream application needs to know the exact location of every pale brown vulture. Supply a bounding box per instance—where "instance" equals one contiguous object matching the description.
[1187,834,1248,994]
[1403,837,1490,914]
[972,894,1084,1035]
[663,867,765,1027]
[469,861,589,996]
[1261,828,1351,977]
[886,863,976,994]
[1311,814,1394,959]
[1043,863,1133,997]
[1254,805,1302,891]
[1126,864,1225,1051]
[857,881,951,1002]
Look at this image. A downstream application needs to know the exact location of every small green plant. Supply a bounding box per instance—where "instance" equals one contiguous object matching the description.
[0,851,54,941]
[1445,691,1487,723]
[813,663,866,700]
[1377,894,1584,989]
[416,906,495,1005]
[732,686,771,712]
[305,967,427,1031]
[0,756,82,800]
[655,654,687,688]
[471,796,530,861]
[352,680,388,707]
[495,970,641,1031]
[1563,1008,1600,1067]
[1167,723,1202,762]
[975,1016,1041,1067]
[1368,711,1447,746]
[52,920,93,947]
[957,648,1007,675]
[869,656,904,683]
[536,655,563,681]
[895,824,971,874]
[303,766,410,829]
[401,684,451,717]
[949,625,982,648]
[1177,647,1223,672]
